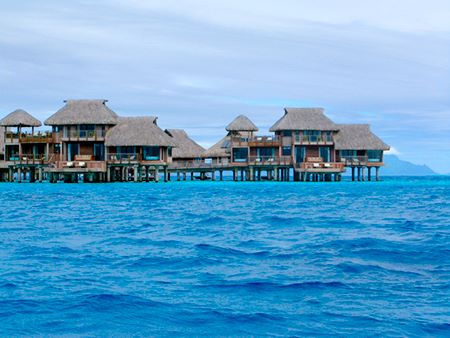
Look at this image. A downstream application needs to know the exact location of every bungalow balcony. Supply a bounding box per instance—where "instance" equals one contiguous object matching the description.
[297,161,345,173]
[4,153,49,165]
[294,135,334,145]
[51,160,106,172]
[61,130,106,142]
[107,153,167,165]
[339,155,384,167]
[4,131,54,144]
[232,156,292,166]
[230,136,281,147]
[295,157,345,173]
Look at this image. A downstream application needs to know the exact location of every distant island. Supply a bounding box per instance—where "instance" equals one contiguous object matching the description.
[381,155,436,176]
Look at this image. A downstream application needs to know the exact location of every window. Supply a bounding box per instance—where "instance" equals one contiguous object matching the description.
[340,150,356,158]
[168,147,172,157]
[368,150,382,162]
[232,147,248,162]
[257,147,274,159]
[294,131,300,142]
[303,130,321,142]
[282,146,291,156]
[282,130,291,137]
[79,124,95,138]
[143,146,160,160]
[325,131,333,142]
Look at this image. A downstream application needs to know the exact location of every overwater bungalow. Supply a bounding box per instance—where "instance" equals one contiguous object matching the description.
[334,124,390,181]
[43,99,118,182]
[202,115,259,165]
[105,117,175,182]
[0,102,390,183]
[164,129,206,180]
[165,129,204,164]
[269,108,344,181]
[0,109,52,182]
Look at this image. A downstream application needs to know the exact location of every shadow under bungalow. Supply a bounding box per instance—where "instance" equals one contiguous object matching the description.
[0,100,389,183]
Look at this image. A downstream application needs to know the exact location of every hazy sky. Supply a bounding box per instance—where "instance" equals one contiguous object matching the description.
[1,0,449,172]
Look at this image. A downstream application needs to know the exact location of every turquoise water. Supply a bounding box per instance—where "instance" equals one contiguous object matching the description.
[0,177,449,336]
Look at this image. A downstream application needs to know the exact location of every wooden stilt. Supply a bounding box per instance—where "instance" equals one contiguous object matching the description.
[155,167,160,183]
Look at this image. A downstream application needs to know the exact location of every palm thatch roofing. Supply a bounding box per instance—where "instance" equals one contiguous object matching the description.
[0,109,42,127]
[269,108,337,131]
[226,115,258,132]
[334,124,390,150]
[165,129,205,158]
[105,117,175,147]
[44,100,118,125]
[201,135,231,158]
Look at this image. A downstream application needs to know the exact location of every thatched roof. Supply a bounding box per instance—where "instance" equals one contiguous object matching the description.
[201,135,231,158]
[269,108,337,131]
[45,100,118,125]
[165,129,205,158]
[0,109,42,127]
[335,124,390,150]
[226,115,258,132]
[105,117,175,147]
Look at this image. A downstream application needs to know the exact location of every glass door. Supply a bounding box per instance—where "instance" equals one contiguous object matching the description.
[295,146,306,164]
[319,147,330,162]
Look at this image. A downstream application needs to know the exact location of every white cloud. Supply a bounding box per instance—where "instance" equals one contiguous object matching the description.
[386,147,401,156]
[114,0,450,33]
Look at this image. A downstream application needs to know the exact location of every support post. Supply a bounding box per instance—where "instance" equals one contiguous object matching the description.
[376,167,380,181]
[134,165,139,182]
[155,167,160,183]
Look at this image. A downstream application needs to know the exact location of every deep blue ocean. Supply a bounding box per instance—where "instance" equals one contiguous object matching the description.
[0,177,449,336]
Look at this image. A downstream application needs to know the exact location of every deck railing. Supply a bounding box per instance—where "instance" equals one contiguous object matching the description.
[62,130,106,140]
[296,135,334,144]
[19,133,54,143]
[4,132,54,143]
[299,162,345,171]
[107,153,164,163]
[169,160,228,169]
[108,153,141,163]
[55,161,106,171]
[339,156,368,165]
[246,155,292,165]
[7,154,48,164]
[231,136,281,147]
[339,156,384,166]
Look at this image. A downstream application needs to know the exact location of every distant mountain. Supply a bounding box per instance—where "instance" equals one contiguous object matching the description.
[381,155,436,176]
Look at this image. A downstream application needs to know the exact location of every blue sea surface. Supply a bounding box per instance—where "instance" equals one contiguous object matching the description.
[0,177,449,336]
